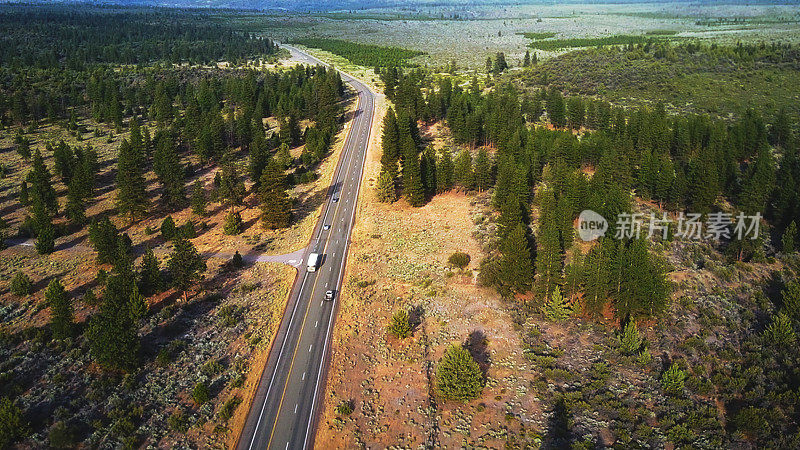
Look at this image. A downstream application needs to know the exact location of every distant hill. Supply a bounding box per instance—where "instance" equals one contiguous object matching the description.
[19,0,800,13]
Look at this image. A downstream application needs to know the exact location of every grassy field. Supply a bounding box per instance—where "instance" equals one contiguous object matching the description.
[218,3,800,69]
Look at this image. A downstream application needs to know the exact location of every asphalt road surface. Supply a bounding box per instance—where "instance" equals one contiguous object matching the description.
[236,45,375,450]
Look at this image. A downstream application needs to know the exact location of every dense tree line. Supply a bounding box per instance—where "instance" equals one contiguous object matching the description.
[0,5,278,69]
[377,63,799,322]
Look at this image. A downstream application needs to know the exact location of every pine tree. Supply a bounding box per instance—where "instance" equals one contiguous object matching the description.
[138,248,162,297]
[523,50,531,67]
[436,148,454,193]
[191,180,207,216]
[492,52,508,75]
[436,344,484,402]
[618,321,643,355]
[403,152,426,207]
[615,239,670,320]
[218,158,246,211]
[115,139,149,222]
[546,88,566,128]
[153,131,186,209]
[276,142,292,168]
[782,281,800,320]
[89,216,124,264]
[499,223,534,295]
[65,174,86,225]
[223,211,243,235]
[782,221,797,253]
[453,149,474,191]
[582,238,614,316]
[168,236,206,301]
[87,234,141,370]
[376,169,397,203]
[543,286,571,322]
[497,192,524,239]
[420,147,437,198]
[34,219,55,255]
[566,97,584,130]
[661,363,686,396]
[26,148,57,213]
[30,189,55,255]
[473,148,492,192]
[248,132,271,184]
[161,216,177,240]
[534,208,563,300]
[260,159,292,229]
[381,108,400,178]
[46,279,73,340]
[52,141,75,184]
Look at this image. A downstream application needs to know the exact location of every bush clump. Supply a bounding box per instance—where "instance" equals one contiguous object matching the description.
[10,272,34,296]
[192,382,210,405]
[448,252,471,269]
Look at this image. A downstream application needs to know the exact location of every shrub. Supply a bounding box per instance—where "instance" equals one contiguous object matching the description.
[336,400,354,416]
[167,409,190,433]
[448,252,471,269]
[218,396,241,423]
[436,344,484,402]
[192,382,210,405]
[10,272,34,296]
[661,363,686,396]
[48,421,76,449]
[223,211,243,235]
[387,309,412,339]
[0,397,29,448]
[765,312,796,347]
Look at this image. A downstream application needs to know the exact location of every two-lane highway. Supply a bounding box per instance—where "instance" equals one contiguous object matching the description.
[237,45,375,450]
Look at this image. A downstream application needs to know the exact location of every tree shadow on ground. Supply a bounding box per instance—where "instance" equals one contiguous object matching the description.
[542,396,572,449]
[464,329,491,378]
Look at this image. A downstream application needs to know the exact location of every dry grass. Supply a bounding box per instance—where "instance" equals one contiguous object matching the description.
[316,96,542,448]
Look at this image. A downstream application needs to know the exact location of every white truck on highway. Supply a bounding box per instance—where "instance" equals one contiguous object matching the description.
[307,252,320,272]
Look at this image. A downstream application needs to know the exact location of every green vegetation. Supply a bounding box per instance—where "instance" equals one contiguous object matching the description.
[436,344,484,402]
[192,382,210,405]
[10,272,34,296]
[521,32,557,40]
[526,34,676,51]
[661,363,686,396]
[0,397,28,448]
[0,5,278,67]
[291,38,424,67]
[519,41,800,119]
[387,309,412,339]
[447,252,471,269]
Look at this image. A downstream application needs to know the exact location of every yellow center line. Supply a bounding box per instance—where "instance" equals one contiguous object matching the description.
[265,91,363,448]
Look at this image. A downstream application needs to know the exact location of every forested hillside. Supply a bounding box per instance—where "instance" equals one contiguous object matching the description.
[372,55,800,447]
[0,5,279,68]
[0,5,348,448]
